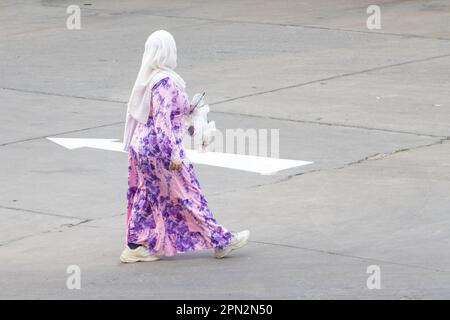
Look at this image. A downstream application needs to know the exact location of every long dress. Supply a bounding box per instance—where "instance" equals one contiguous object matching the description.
[125,76,232,256]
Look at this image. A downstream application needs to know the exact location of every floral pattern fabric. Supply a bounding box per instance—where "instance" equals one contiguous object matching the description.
[126,77,232,256]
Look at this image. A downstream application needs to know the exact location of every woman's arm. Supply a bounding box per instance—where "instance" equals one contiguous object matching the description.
[152,79,182,168]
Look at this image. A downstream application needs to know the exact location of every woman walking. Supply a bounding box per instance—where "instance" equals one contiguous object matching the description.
[121,30,250,263]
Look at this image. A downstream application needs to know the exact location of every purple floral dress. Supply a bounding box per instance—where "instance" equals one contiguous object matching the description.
[126,77,232,256]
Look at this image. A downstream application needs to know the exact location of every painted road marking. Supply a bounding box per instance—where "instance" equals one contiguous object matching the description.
[47,137,313,175]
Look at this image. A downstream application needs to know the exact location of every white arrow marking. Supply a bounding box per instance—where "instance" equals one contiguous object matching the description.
[47,137,125,152]
[47,137,313,175]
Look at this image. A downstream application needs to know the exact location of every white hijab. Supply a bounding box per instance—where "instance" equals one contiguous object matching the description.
[123,30,186,151]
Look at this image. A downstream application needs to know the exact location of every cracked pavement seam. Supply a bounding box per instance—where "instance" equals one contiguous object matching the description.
[2,52,449,144]
[251,241,450,273]
[0,218,92,247]
[3,137,446,248]
[41,2,450,42]
[211,136,450,197]
[0,208,125,247]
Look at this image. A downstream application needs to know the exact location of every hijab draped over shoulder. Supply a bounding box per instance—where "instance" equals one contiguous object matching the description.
[123,30,186,151]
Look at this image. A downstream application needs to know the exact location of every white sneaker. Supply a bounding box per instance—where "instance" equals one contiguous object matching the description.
[215,230,250,259]
[120,246,161,263]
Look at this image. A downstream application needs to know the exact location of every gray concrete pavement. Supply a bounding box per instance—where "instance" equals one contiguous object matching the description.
[0,0,449,299]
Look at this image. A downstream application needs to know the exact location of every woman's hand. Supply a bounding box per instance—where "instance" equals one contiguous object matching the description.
[169,159,182,171]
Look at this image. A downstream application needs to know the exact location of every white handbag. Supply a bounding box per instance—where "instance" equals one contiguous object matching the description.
[186,92,216,152]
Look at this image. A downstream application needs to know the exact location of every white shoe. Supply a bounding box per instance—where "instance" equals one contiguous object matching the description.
[215,230,250,259]
[120,246,161,263]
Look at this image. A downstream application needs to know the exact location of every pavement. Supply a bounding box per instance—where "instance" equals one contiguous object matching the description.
[0,0,449,299]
